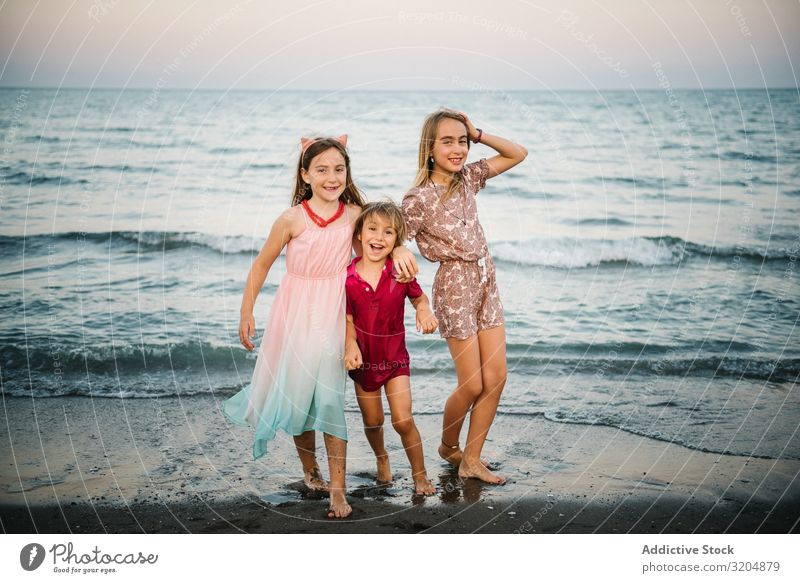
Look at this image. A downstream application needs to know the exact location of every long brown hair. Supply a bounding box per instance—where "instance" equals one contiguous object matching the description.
[291,138,366,208]
[412,108,471,203]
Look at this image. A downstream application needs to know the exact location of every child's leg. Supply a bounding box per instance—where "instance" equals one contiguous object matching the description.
[293,430,328,491]
[460,325,507,483]
[440,334,483,460]
[355,382,392,483]
[384,376,435,495]
[440,332,504,484]
[322,433,351,518]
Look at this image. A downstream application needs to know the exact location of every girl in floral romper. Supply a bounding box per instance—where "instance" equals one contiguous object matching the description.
[398,109,528,484]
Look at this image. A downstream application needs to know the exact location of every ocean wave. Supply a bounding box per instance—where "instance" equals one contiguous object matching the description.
[492,236,679,268]
[528,355,799,383]
[491,235,795,268]
[208,146,250,154]
[25,134,62,143]
[0,369,240,399]
[564,217,633,227]
[3,171,89,186]
[720,176,777,187]
[77,164,156,173]
[2,231,795,267]
[241,162,284,171]
[4,336,796,399]
[408,342,799,382]
[410,338,758,357]
[541,410,785,460]
[0,231,260,255]
[1,340,253,374]
[76,126,138,133]
[721,151,776,163]
[600,176,674,189]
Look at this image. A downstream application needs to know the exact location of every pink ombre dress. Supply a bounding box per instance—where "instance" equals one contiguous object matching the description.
[223,211,353,460]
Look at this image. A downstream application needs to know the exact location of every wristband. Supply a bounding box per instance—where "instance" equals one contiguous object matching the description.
[473,128,483,144]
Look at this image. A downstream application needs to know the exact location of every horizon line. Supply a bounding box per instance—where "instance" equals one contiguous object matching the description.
[0,84,798,92]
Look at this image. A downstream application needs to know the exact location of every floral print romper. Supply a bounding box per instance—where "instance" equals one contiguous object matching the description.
[402,159,504,340]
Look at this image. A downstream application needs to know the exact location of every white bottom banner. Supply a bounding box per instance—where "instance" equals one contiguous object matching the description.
[1,534,797,582]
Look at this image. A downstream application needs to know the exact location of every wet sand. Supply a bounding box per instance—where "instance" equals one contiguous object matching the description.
[1,395,798,533]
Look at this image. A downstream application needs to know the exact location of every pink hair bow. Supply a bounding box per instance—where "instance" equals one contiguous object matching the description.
[300,134,348,156]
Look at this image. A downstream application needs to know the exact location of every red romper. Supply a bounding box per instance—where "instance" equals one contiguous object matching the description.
[345,257,423,392]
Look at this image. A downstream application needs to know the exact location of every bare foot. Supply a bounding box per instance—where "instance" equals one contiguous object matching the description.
[438,441,462,465]
[458,459,506,485]
[412,472,436,496]
[303,466,329,491]
[327,489,352,519]
[376,454,392,484]
[438,442,490,469]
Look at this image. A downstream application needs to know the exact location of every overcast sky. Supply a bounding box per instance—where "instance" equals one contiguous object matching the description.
[1,0,798,90]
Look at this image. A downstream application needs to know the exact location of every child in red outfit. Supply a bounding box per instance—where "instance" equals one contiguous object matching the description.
[344,201,438,495]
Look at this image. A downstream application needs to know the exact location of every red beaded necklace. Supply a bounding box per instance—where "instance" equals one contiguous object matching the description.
[301,199,345,228]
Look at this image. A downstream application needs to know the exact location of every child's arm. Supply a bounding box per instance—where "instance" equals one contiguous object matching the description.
[391,245,419,283]
[344,315,363,370]
[460,112,527,179]
[410,293,438,334]
[239,209,296,350]
[352,234,363,258]
[348,204,364,257]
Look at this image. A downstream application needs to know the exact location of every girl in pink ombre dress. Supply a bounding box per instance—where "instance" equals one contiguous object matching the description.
[223,136,416,519]
[223,136,360,519]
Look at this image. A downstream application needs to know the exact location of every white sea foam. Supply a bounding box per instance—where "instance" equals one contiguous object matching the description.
[490,236,684,268]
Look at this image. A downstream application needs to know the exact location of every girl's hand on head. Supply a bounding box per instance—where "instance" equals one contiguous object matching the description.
[416,308,438,334]
[391,246,419,282]
[344,342,363,371]
[239,313,256,351]
[457,111,479,142]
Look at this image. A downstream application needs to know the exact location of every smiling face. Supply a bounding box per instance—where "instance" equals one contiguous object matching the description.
[300,147,347,203]
[358,212,398,263]
[431,117,469,178]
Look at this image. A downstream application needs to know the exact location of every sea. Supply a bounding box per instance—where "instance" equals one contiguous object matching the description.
[1,87,798,461]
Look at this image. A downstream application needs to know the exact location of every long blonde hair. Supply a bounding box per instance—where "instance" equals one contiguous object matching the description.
[412,108,470,203]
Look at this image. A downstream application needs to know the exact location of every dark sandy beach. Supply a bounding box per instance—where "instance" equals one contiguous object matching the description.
[1,395,798,534]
